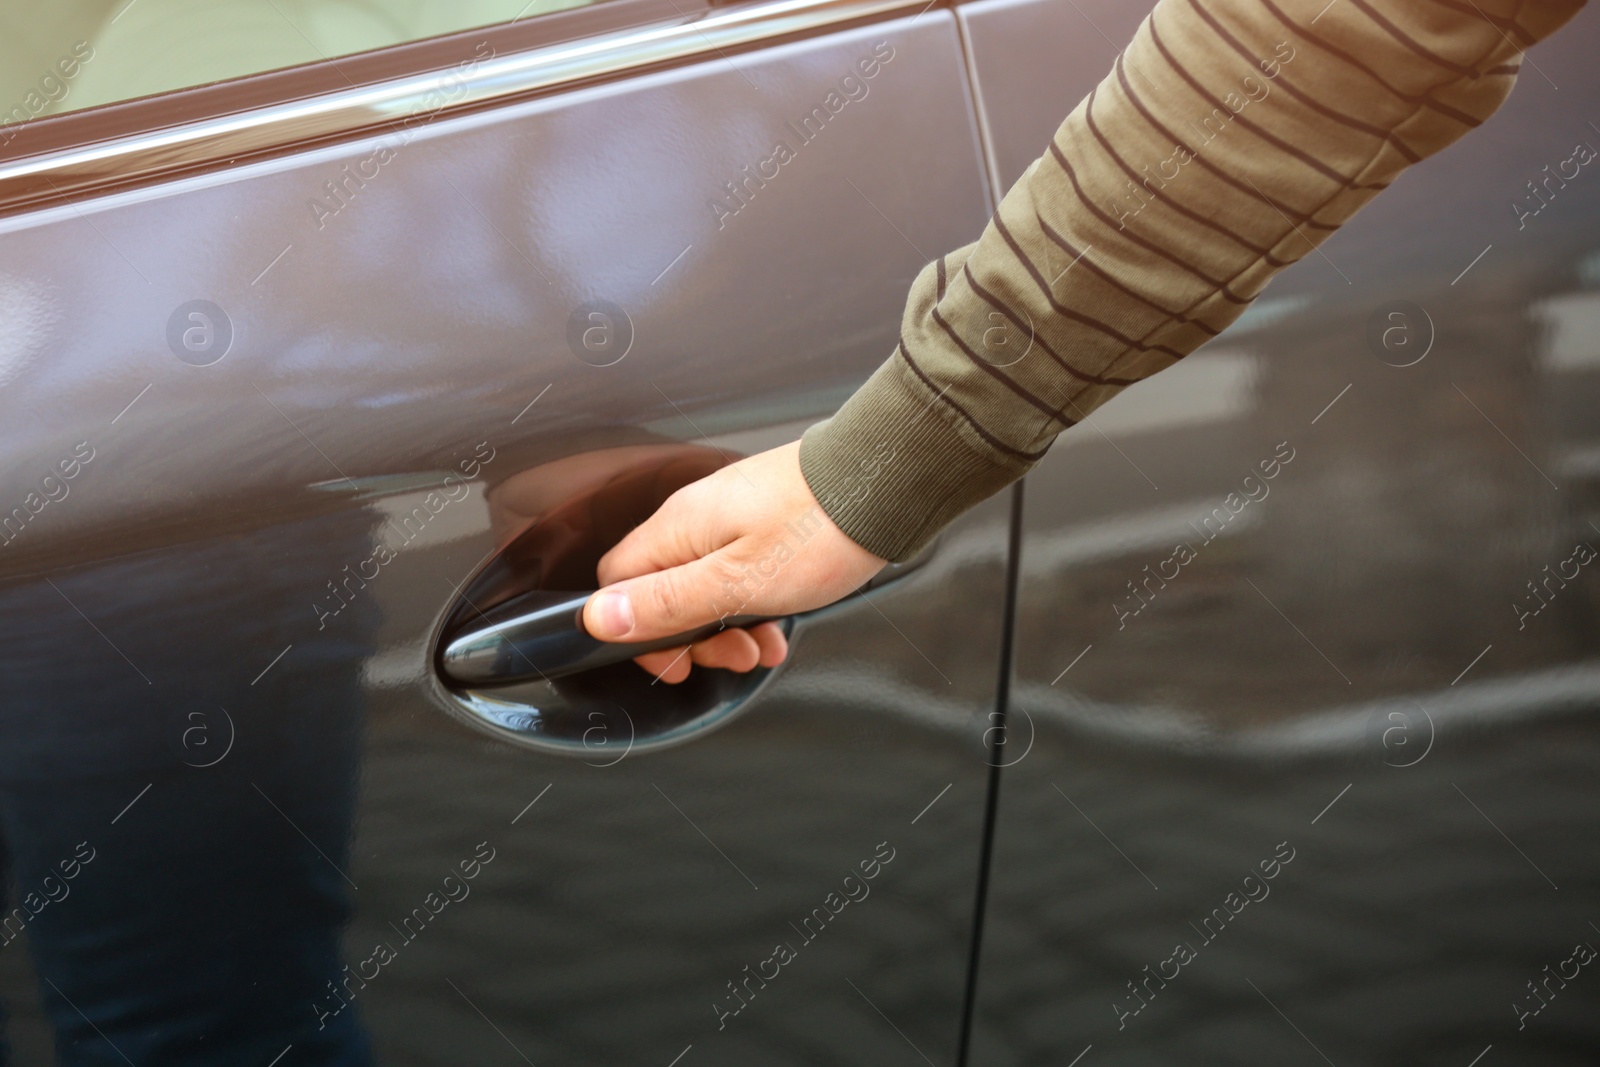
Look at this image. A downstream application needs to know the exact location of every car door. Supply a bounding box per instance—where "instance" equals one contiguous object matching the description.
[0,1,1008,1063]
[957,1,1600,1064]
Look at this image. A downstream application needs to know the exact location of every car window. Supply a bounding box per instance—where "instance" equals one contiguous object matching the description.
[0,0,599,123]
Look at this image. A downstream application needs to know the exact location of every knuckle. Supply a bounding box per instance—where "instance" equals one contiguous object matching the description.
[645,571,688,627]
[702,555,741,594]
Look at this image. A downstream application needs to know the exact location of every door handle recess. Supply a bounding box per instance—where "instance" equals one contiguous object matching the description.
[437,537,937,691]
[440,590,775,688]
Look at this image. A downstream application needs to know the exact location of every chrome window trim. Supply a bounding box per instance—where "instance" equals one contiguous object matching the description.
[0,0,936,215]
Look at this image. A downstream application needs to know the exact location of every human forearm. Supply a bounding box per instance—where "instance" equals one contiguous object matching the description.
[801,0,1586,562]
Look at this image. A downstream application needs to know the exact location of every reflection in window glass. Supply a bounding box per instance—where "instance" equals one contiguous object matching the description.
[0,0,596,129]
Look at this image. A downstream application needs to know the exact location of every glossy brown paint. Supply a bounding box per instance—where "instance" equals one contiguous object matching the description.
[0,0,943,218]
[0,0,699,174]
[0,11,1007,1064]
[959,1,1600,1063]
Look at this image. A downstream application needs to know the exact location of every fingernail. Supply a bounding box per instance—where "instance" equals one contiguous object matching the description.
[590,590,634,639]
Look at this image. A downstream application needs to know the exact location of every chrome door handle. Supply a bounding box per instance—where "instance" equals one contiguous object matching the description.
[439,590,775,688]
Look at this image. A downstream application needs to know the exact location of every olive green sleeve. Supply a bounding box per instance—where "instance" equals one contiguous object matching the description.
[800,0,1586,562]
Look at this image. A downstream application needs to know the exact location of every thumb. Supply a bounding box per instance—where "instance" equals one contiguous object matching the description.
[583,552,739,643]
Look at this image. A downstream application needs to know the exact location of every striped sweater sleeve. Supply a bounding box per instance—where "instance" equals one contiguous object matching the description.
[798,0,1587,562]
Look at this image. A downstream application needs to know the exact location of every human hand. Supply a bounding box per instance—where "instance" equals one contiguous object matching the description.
[580,441,886,683]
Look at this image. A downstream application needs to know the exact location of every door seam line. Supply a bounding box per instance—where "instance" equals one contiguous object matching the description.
[955,478,1024,1066]
[951,3,1008,211]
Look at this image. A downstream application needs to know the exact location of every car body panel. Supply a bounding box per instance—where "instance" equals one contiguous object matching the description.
[959,1,1600,1063]
[0,11,1008,1064]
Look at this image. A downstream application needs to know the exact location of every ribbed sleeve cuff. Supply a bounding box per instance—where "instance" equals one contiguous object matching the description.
[798,354,1033,563]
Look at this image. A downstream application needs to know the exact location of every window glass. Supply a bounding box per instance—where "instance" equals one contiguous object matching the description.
[0,0,597,127]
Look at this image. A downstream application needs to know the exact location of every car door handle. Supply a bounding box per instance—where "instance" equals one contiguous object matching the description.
[439,590,776,688]
[437,539,937,690]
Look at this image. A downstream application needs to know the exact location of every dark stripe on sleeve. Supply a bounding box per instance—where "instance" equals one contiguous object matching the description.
[1082,85,1298,262]
[1186,0,1422,162]
[1343,0,1478,76]
[930,306,1076,427]
[1258,0,1483,127]
[961,262,1147,386]
[894,340,1055,461]
[1030,215,1223,336]
[1423,0,1537,46]
[1148,14,1391,188]
[1113,54,1341,232]
[992,207,1205,349]
[1043,139,1254,304]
